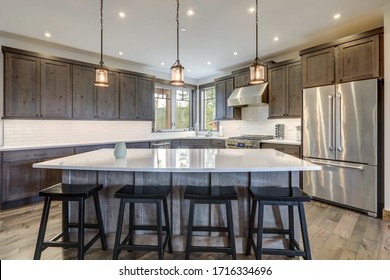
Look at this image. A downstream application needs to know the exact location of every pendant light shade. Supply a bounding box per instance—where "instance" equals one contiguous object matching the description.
[95,0,109,87]
[170,0,184,86]
[250,0,265,84]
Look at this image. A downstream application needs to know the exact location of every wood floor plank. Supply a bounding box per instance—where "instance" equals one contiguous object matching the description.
[1,200,389,260]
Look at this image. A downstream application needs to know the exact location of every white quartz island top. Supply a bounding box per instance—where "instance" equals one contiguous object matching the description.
[33,148,320,173]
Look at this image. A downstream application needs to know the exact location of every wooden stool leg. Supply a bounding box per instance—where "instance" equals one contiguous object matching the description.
[298,202,312,260]
[185,200,195,260]
[246,198,257,256]
[34,197,52,260]
[128,202,135,247]
[256,201,265,260]
[62,201,69,242]
[226,200,236,260]
[78,198,85,260]
[163,197,173,253]
[113,199,126,260]
[93,192,107,250]
[156,200,163,260]
[288,205,295,252]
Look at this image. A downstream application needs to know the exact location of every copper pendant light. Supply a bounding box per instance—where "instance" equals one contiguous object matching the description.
[95,0,109,87]
[250,0,265,84]
[170,0,185,86]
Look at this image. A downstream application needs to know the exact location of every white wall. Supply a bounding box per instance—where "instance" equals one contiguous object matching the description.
[383,5,390,212]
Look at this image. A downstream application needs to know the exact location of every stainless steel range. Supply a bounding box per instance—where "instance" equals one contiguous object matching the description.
[225,135,274,149]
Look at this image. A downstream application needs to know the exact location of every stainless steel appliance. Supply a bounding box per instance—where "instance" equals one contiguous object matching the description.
[225,135,274,149]
[302,78,383,217]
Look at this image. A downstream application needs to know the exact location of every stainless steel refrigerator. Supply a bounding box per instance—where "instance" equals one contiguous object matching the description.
[302,78,383,217]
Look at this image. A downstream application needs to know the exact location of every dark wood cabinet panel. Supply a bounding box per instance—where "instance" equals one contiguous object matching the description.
[4,53,40,117]
[234,70,250,88]
[137,77,155,120]
[301,47,335,88]
[268,66,286,118]
[260,143,301,158]
[336,35,380,83]
[96,72,120,119]
[120,73,138,119]
[126,142,150,148]
[215,77,240,120]
[268,61,301,118]
[72,65,95,118]
[40,59,72,118]
[286,62,302,117]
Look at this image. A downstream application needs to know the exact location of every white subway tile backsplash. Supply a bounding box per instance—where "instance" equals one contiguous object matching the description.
[220,105,301,140]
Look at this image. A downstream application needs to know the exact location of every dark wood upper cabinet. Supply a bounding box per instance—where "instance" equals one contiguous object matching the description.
[40,59,72,118]
[268,61,301,118]
[4,53,41,117]
[72,65,95,118]
[301,47,335,88]
[300,28,383,88]
[336,34,380,83]
[137,77,155,120]
[95,72,120,119]
[215,77,240,120]
[120,73,138,119]
[233,69,250,88]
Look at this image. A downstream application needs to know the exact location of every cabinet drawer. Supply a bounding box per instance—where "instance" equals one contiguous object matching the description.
[261,143,301,157]
[171,140,180,148]
[180,139,211,146]
[211,139,225,148]
[126,142,150,148]
[3,147,74,162]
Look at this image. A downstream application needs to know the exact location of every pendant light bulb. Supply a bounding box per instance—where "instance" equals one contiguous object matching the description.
[170,0,185,86]
[250,0,265,84]
[95,0,109,87]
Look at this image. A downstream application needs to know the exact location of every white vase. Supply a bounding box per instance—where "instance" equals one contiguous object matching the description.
[114,142,127,159]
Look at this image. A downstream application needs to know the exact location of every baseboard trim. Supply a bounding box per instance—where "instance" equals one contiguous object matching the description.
[383,209,390,222]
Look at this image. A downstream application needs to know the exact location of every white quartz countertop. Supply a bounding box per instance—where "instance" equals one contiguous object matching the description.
[261,139,301,145]
[33,148,320,173]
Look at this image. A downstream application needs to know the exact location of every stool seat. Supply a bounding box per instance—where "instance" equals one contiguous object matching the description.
[184,185,238,201]
[34,183,107,260]
[249,186,311,202]
[39,183,103,198]
[246,186,312,260]
[114,185,171,200]
[184,185,237,260]
[113,185,173,260]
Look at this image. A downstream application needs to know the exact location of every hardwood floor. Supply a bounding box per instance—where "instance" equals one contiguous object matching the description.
[1,200,389,260]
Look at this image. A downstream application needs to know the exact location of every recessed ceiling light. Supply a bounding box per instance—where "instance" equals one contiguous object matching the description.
[161,62,165,66]
[181,27,187,32]
[118,12,126,18]
[273,37,279,42]
[233,51,238,56]
[44,32,51,38]
[118,51,124,56]
[207,61,211,65]
[248,7,255,13]
[186,9,195,16]
[188,69,191,72]
[333,13,341,20]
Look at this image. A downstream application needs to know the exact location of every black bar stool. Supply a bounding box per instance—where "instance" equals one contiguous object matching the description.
[246,186,312,260]
[34,183,107,260]
[184,185,237,260]
[112,185,173,260]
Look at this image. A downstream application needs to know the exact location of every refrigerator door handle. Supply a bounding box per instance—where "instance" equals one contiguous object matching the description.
[328,95,334,151]
[336,93,343,152]
[307,159,364,171]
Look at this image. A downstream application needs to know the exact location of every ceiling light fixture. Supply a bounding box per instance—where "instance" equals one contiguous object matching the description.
[118,12,126,18]
[186,9,195,16]
[333,13,341,20]
[44,32,51,38]
[170,0,185,86]
[249,0,265,84]
[95,0,109,87]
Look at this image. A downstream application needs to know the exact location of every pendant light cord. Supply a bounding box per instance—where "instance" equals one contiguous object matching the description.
[100,0,104,66]
[255,0,258,59]
[176,0,180,61]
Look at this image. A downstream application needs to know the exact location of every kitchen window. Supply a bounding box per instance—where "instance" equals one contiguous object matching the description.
[201,86,217,131]
[154,86,193,131]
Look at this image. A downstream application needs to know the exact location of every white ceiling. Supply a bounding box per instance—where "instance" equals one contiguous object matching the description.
[0,0,388,81]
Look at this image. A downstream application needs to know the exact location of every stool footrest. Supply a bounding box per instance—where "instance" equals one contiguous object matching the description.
[188,246,233,254]
[130,225,170,231]
[261,248,307,257]
[252,227,291,235]
[191,226,228,233]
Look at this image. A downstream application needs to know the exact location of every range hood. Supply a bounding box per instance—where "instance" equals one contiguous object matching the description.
[227,83,268,107]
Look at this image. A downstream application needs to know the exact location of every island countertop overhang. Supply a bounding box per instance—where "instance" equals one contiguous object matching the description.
[33,148,320,173]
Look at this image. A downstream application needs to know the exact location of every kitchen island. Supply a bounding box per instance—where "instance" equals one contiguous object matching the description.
[33,148,320,252]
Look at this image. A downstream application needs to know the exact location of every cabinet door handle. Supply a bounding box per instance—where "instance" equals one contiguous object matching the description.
[34,153,47,157]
